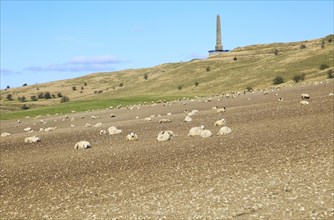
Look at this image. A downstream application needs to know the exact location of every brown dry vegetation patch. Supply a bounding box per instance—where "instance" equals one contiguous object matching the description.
[1,81,333,219]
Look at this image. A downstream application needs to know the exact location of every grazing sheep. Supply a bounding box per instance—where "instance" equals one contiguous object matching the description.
[99,130,107,135]
[1,132,11,137]
[217,126,232,135]
[187,110,199,116]
[157,131,174,142]
[200,129,213,138]
[94,122,103,128]
[70,124,75,128]
[74,141,91,149]
[329,93,334,96]
[108,126,122,135]
[167,112,172,116]
[212,106,218,111]
[188,125,204,136]
[184,115,193,122]
[126,132,138,141]
[300,100,309,105]
[159,119,172,123]
[24,136,41,143]
[301,93,310,100]
[85,123,92,127]
[217,107,226,113]
[144,117,152,121]
[39,128,45,132]
[214,118,226,126]
[24,127,33,133]
[44,126,56,132]
[91,115,99,119]
[278,98,283,102]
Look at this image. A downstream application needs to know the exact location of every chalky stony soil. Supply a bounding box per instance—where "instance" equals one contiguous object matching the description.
[1,81,333,219]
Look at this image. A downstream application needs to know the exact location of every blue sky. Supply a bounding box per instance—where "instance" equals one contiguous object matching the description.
[1,0,333,89]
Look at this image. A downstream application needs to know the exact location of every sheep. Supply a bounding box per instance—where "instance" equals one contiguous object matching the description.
[110,114,116,118]
[126,132,138,141]
[217,126,232,135]
[188,125,204,136]
[24,136,41,143]
[184,115,192,122]
[70,124,75,128]
[144,117,152,121]
[187,110,198,116]
[301,93,310,100]
[108,126,122,135]
[157,131,174,142]
[24,127,33,133]
[1,132,11,137]
[212,106,218,111]
[278,98,283,102]
[217,107,226,113]
[214,118,226,126]
[94,122,103,128]
[159,119,172,123]
[300,100,309,105]
[85,123,92,127]
[200,129,213,138]
[74,141,91,150]
[91,115,99,119]
[167,112,172,116]
[44,126,56,132]
[99,130,107,135]
[329,93,334,96]
[39,128,45,132]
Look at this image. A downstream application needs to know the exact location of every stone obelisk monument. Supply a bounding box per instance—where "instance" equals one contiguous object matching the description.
[209,14,227,56]
[215,14,223,51]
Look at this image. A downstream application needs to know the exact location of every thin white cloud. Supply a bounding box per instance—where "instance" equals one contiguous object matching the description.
[24,55,123,72]
[0,68,20,75]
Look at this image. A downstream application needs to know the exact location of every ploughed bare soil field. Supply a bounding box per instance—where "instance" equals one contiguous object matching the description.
[1,81,333,219]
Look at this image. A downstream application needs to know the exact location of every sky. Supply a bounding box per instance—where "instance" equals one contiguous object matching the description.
[1,0,333,89]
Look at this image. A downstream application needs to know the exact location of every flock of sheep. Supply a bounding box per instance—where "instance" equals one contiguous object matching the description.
[1,90,333,150]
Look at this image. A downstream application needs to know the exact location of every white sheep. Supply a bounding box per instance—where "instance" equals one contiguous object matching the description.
[44,126,56,132]
[108,126,122,135]
[1,132,11,137]
[24,136,41,143]
[301,93,310,100]
[300,100,309,105]
[200,129,213,138]
[99,130,107,135]
[159,119,172,123]
[187,110,199,116]
[74,141,91,149]
[94,122,103,128]
[329,93,334,96]
[278,98,283,102]
[157,131,174,142]
[217,126,232,135]
[85,123,92,127]
[217,107,226,113]
[214,118,226,126]
[126,132,138,141]
[188,125,204,136]
[144,117,152,121]
[184,115,192,122]
[24,127,33,132]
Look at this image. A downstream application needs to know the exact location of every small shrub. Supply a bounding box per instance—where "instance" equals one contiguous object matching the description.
[293,73,305,83]
[6,85,10,89]
[321,41,325,49]
[144,73,148,80]
[327,69,333,79]
[20,104,30,110]
[98,90,103,94]
[178,85,183,90]
[36,87,39,90]
[84,82,87,86]
[72,86,77,91]
[60,96,70,103]
[57,92,63,98]
[328,38,333,43]
[195,81,199,87]
[44,92,52,99]
[245,86,253,92]
[206,66,211,72]
[81,87,84,90]
[273,75,285,85]
[319,64,329,70]
[300,44,306,49]
[31,95,38,101]
[6,94,13,101]
[19,96,26,102]
[52,94,56,98]
[22,83,28,86]
[233,56,237,61]
[119,83,123,87]
[37,92,44,99]
[274,49,279,55]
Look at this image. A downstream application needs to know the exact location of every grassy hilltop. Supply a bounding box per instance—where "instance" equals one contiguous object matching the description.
[0,34,333,119]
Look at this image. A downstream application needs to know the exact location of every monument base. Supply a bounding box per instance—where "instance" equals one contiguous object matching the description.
[208,50,230,56]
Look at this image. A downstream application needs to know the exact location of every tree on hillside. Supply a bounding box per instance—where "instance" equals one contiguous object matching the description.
[195,81,199,87]
[273,75,285,85]
[31,95,38,101]
[6,94,13,101]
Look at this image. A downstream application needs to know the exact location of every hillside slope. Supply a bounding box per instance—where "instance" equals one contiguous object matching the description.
[1,35,333,114]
